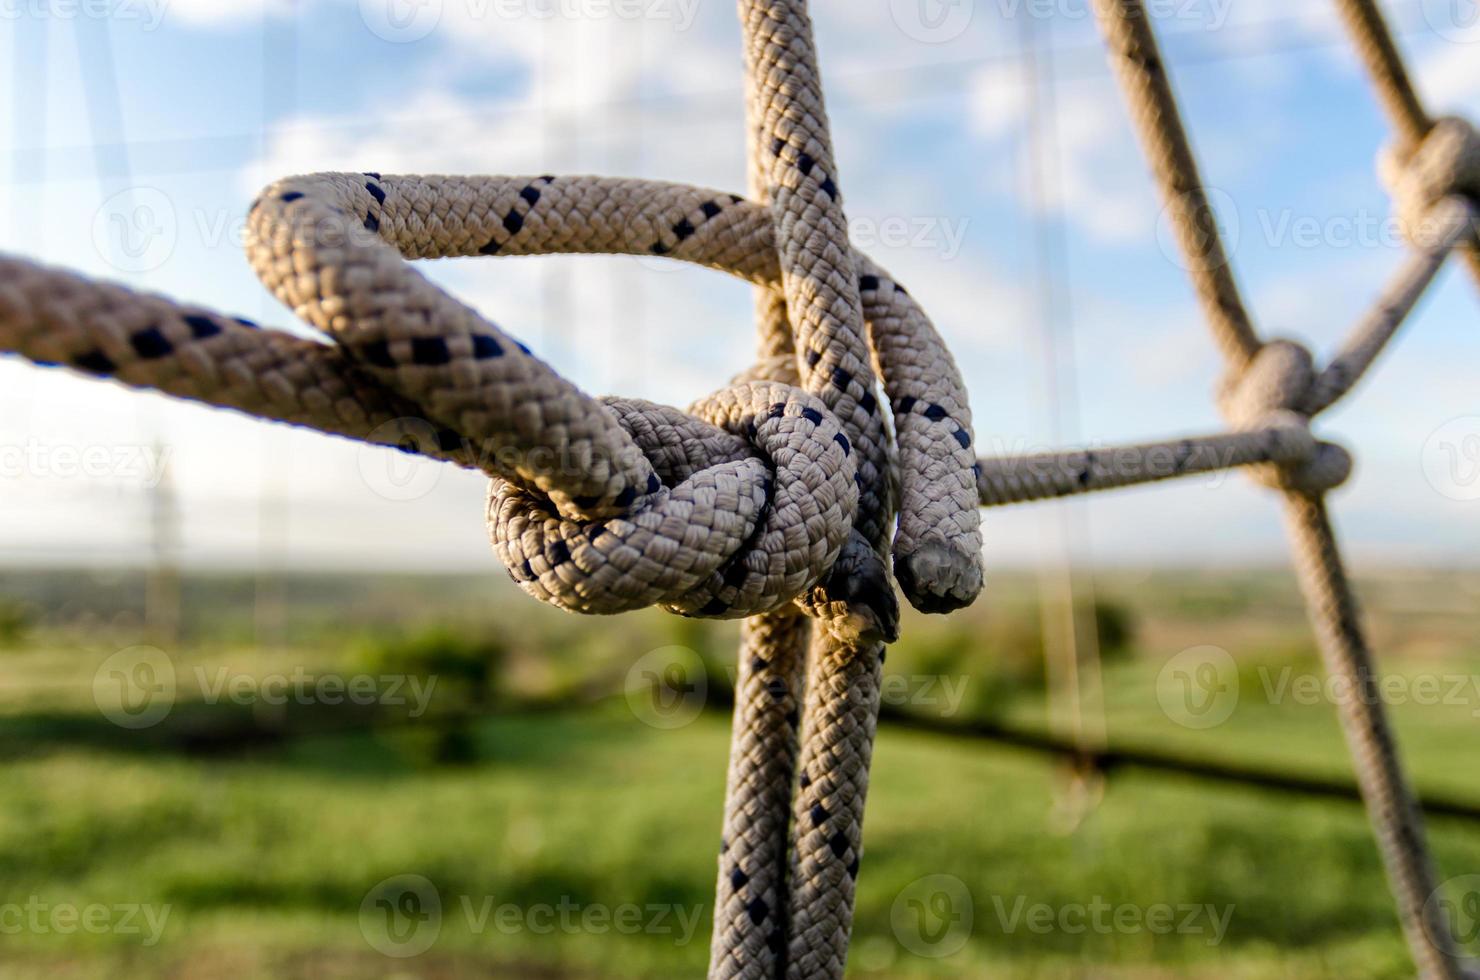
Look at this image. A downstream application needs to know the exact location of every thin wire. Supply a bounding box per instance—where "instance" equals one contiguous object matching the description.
[1019,13,1109,820]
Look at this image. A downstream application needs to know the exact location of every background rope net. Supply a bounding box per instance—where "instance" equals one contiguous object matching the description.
[1,0,1477,977]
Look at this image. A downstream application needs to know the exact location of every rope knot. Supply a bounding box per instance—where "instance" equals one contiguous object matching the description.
[488,381,869,623]
[1379,115,1480,249]
[1218,339,1352,494]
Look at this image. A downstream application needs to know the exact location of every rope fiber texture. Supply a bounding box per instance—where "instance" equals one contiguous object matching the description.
[2,0,1479,976]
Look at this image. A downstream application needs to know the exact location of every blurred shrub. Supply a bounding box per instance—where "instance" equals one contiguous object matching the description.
[351,626,506,712]
[350,626,509,766]
[0,597,34,646]
[1093,598,1136,662]
[1234,641,1321,706]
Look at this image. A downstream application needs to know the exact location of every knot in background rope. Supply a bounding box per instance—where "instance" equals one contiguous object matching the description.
[1218,339,1352,494]
[1380,115,1480,250]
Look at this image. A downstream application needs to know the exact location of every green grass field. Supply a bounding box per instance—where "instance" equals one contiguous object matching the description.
[1,568,1478,978]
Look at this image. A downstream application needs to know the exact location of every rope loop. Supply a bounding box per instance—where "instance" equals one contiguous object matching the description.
[1218,339,1353,494]
[235,170,939,637]
[1379,115,1480,249]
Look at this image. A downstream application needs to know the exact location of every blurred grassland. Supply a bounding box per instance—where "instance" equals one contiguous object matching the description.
[0,566,1478,978]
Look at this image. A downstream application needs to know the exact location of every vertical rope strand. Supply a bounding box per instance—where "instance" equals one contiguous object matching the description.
[736,0,890,546]
[710,613,810,979]
[735,3,894,977]
[1281,494,1465,980]
[709,76,810,975]
[785,632,884,979]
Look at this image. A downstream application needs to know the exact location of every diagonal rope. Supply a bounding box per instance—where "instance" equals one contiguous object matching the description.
[1093,2,1474,976]
[1092,0,1261,370]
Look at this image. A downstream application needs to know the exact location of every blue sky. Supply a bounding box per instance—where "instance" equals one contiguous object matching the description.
[1,0,1478,570]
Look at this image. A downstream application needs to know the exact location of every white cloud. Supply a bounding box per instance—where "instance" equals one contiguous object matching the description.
[968,62,1154,245]
[1414,34,1480,111]
[161,0,295,25]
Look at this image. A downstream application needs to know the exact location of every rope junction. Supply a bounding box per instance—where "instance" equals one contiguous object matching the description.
[0,0,1477,976]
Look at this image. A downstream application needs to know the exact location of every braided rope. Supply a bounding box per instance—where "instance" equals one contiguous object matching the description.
[1282,492,1469,977]
[977,415,1315,506]
[709,30,809,980]
[735,4,891,977]
[710,611,809,979]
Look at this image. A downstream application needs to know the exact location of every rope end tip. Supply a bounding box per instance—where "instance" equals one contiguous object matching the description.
[894,542,983,615]
[804,532,900,645]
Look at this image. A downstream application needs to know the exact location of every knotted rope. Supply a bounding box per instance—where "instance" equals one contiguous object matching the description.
[0,2,982,974]
[1333,0,1480,290]
[1380,116,1480,255]
[2,173,984,624]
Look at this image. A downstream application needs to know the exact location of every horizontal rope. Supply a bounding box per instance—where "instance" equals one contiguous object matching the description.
[2,172,983,616]
[976,415,1315,506]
